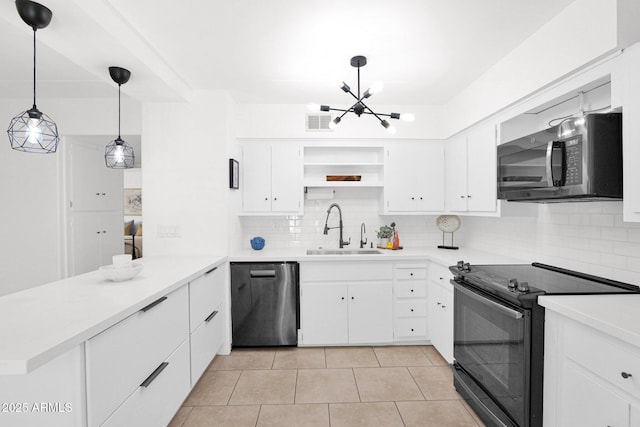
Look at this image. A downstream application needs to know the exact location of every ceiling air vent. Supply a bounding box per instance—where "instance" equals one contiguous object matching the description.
[306,113,333,132]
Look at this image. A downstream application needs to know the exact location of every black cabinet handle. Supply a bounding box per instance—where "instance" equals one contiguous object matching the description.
[205,310,219,322]
[140,296,167,312]
[410,309,414,312]
[410,289,414,293]
[341,297,345,300]
[140,362,169,388]
[410,273,414,276]
[250,270,276,278]
[351,296,355,300]
[205,266,218,275]
[621,372,633,379]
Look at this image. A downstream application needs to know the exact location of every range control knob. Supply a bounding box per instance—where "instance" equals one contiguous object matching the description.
[463,263,471,272]
[508,279,518,292]
[517,281,530,293]
[456,261,465,271]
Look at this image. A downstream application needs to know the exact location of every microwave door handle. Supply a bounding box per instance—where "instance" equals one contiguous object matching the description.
[455,283,523,319]
[545,141,555,187]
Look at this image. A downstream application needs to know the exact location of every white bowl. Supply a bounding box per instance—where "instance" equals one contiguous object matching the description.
[99,262,144,282]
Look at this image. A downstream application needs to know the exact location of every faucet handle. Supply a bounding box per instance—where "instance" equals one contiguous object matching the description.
[343,238,351,247]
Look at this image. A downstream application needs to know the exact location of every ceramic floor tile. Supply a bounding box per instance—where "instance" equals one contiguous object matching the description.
[373,345,433,367]
[420,345,450,366]
[353,367,424,402]
[168,406,192,427]
[409,366,462,400]
[257,404,330,427]
[206,354,225,371]
[229,370,297,405]
[183,370,241,406]
[397,400,481,427]
[182,405,260,427]
[329,402,404,427]
[215,348,276,370]
[325,346,380,368]
[272,347,326,369]
[295,368,360,403]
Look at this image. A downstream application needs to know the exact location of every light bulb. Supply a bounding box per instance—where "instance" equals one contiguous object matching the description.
[369,81,384,94]
[400,113,415,122]
[26,118,43,145]
[307,103,321,112]
[113,144,125,163]
[386,124,397,135]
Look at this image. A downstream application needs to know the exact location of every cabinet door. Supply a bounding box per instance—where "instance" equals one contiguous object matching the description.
[444,136,468,212]
[242,144,272,212]
[301,283,348,345]
[623,43,640,222]
[428,280,454,363]
[348,282,393,344]
[467,123,497,212]
[99,212,125,267]
[70,142,123,211]
[71,214,101,275]
[385,142,444,213]
[271,144,302,213]
[559,361,629,427]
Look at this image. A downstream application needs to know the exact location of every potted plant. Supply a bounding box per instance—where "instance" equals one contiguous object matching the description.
[376,224,394,248]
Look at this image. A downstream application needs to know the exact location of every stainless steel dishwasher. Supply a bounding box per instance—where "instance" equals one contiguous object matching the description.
[230,262,299,346]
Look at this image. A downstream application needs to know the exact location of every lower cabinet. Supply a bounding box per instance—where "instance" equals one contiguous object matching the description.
[300,262,393,345]
[427,262,453,363]
[86,285,189,427]
[393,264,428,342]
[544,311,640,427]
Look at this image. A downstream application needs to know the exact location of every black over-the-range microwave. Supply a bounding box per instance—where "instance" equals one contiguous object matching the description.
[497,112,622,202]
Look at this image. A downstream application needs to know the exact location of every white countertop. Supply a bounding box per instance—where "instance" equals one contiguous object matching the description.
[539,294,640,348]
[0,255,226,375]
[230,246,526,267]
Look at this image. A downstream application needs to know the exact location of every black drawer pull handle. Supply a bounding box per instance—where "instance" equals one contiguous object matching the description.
[140,296,167,312]
[205,266,218,275]
[250,270,276,278]
[205,310,219,322]
[621,372,633,379]
[410,309,414,312]
[140,362,169,388]
[410,273,414,276]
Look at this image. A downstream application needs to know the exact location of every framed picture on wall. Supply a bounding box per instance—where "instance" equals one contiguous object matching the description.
[229,158,239,189]
[124,188,142,215]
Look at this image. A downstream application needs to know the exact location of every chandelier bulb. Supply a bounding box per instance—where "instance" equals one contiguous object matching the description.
[369,81,384,95]
[400,113,415,122]
[339,81,351,93]
[307,103,320,112]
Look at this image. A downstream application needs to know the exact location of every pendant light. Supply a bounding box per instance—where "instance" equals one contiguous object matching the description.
[309,56,414,134]
[7,0,59,154]
[104,66,135,169]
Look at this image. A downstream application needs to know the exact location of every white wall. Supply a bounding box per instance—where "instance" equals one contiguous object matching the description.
[141,90,232,257]
[456,202,640,284]
[0,96,141,296]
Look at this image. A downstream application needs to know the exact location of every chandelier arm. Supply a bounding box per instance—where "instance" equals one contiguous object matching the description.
[358,100,386,123]
[361,111,392,118]
[327,107,351,113]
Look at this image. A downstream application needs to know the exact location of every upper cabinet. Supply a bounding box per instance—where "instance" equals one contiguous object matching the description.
[622,43,640,222]
[303,145,384,188]
[242,142,303,215]
[445,122,497,214]
[384,141,444,214]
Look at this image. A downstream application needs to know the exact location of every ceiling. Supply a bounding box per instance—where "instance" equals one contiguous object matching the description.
[0,0,576,105]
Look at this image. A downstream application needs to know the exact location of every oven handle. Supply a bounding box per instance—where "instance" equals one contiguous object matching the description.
[454,282,523,319]
[545,140,554,187]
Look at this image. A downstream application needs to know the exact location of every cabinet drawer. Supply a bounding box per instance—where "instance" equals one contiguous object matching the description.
[302,261,392,282]
[86,285,189,427]
[428,262,452,284]
[395,265,427,280]
[190,305,225,385]
[190,265,225,332]
[395,282,427,298]
[564,318,640,398]
[395,300,427,317]
[102,339,191,427]
[395,318,427,338]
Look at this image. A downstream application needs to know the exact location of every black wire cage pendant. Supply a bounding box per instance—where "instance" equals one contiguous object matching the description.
[7,0,59,154]
[309,55,414,134]
[105,66,135,169]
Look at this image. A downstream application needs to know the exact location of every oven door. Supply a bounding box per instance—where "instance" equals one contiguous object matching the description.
[453,281,531,427]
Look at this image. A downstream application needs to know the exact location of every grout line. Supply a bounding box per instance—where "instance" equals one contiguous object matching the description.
[394,401,408,427]
[293,369,299,404]
[351,368,362,403]
[372,346,382,367]
[405,366,427,401]
[226,370,243,405]
[254,404,262,427]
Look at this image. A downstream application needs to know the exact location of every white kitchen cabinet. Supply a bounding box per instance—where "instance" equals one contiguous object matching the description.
[445,122,497,214]
[69,141,123,212]
[384,141,445,214]
[242,142,303,214]
[427,262,453,363]
[70,212,123,275]
[303,145,385,188]
[543,311,640,427]
[300,262,393,345]
[622,42,640,222]
[85,285,189,427]
[189,265,226,385]
[393,264,428,342]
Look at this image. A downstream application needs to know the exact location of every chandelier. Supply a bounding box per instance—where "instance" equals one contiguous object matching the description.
[104,66,135,169]
[309,56,414,134]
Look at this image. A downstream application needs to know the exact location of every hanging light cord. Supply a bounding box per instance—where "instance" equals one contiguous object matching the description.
[118,83,121,139]
[32,28,37,110]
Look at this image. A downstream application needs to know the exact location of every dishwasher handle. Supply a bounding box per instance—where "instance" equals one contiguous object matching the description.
[250,269,276,278]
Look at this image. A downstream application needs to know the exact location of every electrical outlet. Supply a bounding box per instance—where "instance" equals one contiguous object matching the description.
[157,224,181,238]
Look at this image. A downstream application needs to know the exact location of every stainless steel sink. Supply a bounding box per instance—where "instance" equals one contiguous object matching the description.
[306,249,383,255]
